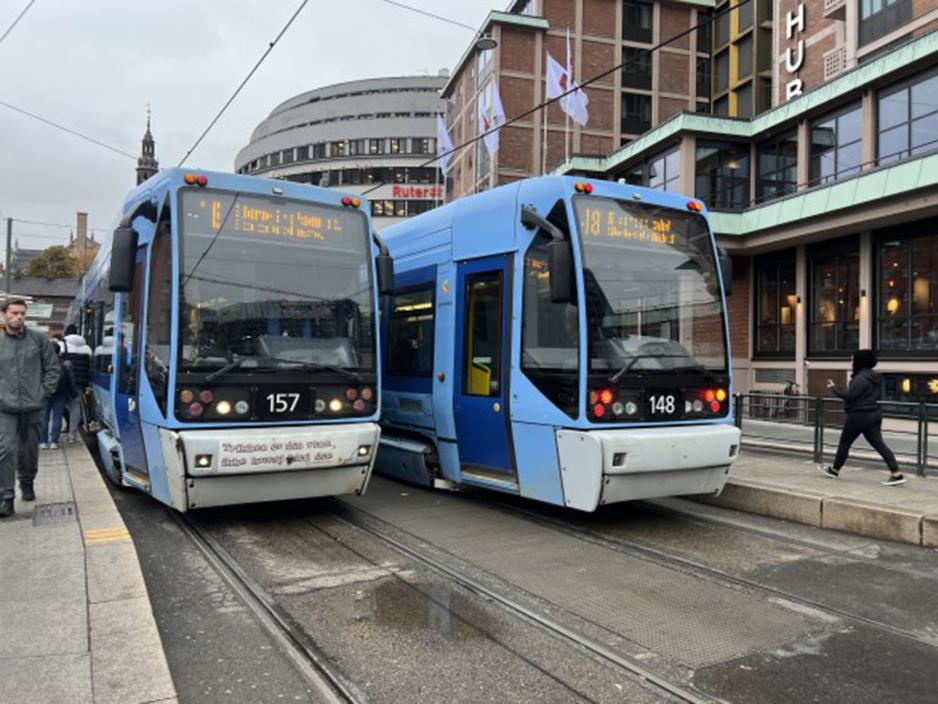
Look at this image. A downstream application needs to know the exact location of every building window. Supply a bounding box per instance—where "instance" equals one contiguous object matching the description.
[878,69,938,166]
[860,0,912,47]
[809,242,860,355]
[389,138,403,154]
[695,140,750,210]
[713,95,729,116]
[736,83,753,119]
[620,93,652,134]
[696,59,711,100]
[412,138,433,154]
[648,147,681,192]
[877,232,938,353]
[281,149,295,164]
[312,143,326,159]
[715,2,730,47]
[757,129,798,202]
[698,9,713,51]
[810,103,862,185]
[349,139,366,156]
[369,139,385,155]
[331,140,346,157]
[715,50,729,92]
[738,0,753,30]
[477,48,494,86]
[737,35,753,79]
[296,145,309,161]
[622,47,652,89]
[755,253,797,356]
[387,286,435,376]
[622,0,653,43]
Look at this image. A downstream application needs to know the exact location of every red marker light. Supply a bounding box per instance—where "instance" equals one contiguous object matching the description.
[593,403,606,418]
[346,388,358,401]
[196,175,208,187]
[188,402,204,417]
[341,196,352,206]
[687,200,702,212]
[584,182,593,193]
[199,389,214,404]
[353,399,366,412]
[710,400,721,413]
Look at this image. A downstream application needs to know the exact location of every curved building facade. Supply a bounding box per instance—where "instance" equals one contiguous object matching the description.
[235,74,447,228]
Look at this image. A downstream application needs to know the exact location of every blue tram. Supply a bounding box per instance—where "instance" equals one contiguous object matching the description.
[374,176,741,511]
[71,168,391,510]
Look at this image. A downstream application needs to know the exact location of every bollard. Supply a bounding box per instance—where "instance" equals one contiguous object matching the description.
[734,393,743,431]
[813,397,824,464]
[917,403,927,477]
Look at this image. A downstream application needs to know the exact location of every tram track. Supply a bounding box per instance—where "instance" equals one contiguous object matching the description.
[329,500,722,704]
[480,496,938,649]
[173,511,364,704]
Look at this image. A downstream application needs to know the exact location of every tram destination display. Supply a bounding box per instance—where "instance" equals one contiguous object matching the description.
[574,196,694,249]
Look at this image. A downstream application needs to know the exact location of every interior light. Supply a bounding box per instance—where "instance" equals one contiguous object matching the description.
[901,378,912,393]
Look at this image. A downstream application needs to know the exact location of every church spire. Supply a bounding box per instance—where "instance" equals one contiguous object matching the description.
[136,104,159,185]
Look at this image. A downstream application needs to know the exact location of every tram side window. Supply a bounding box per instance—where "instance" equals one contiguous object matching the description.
[94,291,116,374]
[521,233,580,418]
[145,203,173,414]
[387,286,434,376]
[464,272,502,396]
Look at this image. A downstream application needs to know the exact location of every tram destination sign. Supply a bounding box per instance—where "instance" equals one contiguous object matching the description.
[574,197,690,249]
[183,192,360,243]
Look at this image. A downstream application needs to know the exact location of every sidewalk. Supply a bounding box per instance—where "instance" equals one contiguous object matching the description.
[0,442,176,704]
[703,448,938,547]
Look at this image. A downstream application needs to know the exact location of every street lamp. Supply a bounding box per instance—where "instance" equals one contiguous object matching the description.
[474,33,497,51]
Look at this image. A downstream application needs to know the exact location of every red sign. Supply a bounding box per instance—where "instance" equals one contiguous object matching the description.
[391,185,441,199]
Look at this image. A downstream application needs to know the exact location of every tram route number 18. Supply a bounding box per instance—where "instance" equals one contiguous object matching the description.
[266,392,301,414]
[648,394,676,416]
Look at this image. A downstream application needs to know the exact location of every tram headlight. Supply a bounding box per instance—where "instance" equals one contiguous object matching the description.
[328,398,343,412]
[194,453,213,468]
[234,400,250,415]
[315,399,326,413]
[624,401,638,416]
[692,400,704,413]
[357,444,372,457]
[215,400,232,416]
[612,401,624,416]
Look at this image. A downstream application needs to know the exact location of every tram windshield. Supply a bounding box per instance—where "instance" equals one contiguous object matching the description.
[177,190,375,375]
[574,196,728,379]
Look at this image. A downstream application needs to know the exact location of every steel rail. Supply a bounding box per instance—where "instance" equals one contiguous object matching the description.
[173,512,363,704]
[332,502,719,704]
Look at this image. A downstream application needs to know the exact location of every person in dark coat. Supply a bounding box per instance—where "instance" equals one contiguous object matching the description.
[817,349,904,486]
[40,340,79,451]
[62,324,92,442]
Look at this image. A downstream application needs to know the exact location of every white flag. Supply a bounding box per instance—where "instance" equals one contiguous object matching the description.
[436,114,454,175]
[545,52,567,100]
[563,28,589,127]
[479,81,506,157]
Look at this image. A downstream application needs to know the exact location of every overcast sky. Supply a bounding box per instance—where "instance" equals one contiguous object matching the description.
[0,0,496,250]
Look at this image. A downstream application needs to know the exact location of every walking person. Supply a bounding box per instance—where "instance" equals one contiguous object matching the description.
[62,324,92,442]
[817,349,904,486]
[0,299,61,517]
[40,341,79,450]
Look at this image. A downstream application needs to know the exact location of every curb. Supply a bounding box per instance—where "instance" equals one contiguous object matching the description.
[64,444,177,704]
[697,477,936,547]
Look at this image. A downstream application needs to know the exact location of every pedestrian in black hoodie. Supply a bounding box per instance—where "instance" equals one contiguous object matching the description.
[817,349,904,486]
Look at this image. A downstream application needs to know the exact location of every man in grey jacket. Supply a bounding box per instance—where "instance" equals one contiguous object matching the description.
[0,299,60,517]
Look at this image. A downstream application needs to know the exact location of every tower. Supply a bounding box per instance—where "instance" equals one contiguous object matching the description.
[136,106,159,185]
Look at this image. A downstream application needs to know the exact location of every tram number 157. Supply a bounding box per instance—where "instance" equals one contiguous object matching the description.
[266,392,301,414]
[648,394,676,416]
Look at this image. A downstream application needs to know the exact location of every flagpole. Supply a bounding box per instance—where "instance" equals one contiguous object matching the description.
[565,111,570,166]
[542,102,548,175]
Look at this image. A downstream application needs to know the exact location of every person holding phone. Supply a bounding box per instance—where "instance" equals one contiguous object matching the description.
[817,349,904,486]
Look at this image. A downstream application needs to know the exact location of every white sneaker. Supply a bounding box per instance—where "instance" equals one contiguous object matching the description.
[49,443,59,450]
[67,434,77,444]
[39,443,49,450]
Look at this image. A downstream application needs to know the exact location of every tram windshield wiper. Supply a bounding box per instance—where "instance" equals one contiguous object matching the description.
[204,357,244,383]
[609,355,705,384]
[261,356,361,382]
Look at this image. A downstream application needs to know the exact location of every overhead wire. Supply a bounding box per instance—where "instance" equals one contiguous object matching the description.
[375,0,477,31]
[362,0,744,197]
[177,0,309,167]
[0,0,38,48]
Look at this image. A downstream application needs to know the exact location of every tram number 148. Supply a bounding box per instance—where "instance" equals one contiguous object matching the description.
[648,394,677,417]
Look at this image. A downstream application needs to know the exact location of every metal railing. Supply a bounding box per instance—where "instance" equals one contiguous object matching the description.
[734,392,935,476]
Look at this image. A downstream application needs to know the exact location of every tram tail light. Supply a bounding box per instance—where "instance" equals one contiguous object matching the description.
[196,175,208,187]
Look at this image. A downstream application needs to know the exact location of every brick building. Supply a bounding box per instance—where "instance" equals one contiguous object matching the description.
[442,0,712,199]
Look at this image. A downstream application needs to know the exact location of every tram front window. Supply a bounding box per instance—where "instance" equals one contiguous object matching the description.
[574,196,727,381]
[177,190,375,376]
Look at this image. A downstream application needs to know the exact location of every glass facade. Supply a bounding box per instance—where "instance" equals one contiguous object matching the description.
[877,233,938,353]
[695,141,750,210]
[878,70,938,166]
[755,254,797,356]
[860,0,912,47]
[810,103,862,185]
[757,130,798,202]
[809,243,860,355]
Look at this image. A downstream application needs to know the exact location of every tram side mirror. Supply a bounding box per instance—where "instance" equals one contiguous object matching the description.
[109,226,138,293]
[548,240,573,304]
[376,253,394,296]
[718,247,733,297]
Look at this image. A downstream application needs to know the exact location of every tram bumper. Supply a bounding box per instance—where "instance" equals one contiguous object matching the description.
[555,424,741,511]
[159,423,380,510]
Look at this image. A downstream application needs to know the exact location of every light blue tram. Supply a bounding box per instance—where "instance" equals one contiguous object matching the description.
[375,176,741,511]
[71,168,392,510]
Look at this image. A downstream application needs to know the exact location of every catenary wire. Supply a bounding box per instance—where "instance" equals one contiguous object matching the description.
[0,0,38,48]
[177,0,308,167]
[361,0,744,197]
[375,0,477,31]
[0,99,137,159]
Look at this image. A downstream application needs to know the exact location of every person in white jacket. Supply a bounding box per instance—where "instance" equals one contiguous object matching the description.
[62,325,93,443]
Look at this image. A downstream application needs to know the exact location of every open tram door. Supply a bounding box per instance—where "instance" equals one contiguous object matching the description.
[452,254,517,487]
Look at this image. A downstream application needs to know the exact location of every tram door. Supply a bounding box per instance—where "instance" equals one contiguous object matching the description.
[114,246,149,479]
[453,255,515,479]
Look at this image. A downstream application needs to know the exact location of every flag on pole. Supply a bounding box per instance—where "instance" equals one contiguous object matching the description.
[479,81,506,157]
[545,52,567,100]
[563,28,589,127]
[436,114,454,175]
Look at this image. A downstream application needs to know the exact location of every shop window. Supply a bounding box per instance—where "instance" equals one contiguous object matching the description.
[878,69,938,166]
[695,140,750,210]
[810,102,862,185]
[757,129,798,201]
[754,253,797,356]
[622,0,653,43]
[877,233,938,352]
[809,242,860,355]
[387,287,434,376]
[860,0,912,47]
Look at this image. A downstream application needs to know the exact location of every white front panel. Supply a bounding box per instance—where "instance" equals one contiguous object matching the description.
[587,424,741,475]
[178,423,380,476]
[556,430,604,512]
